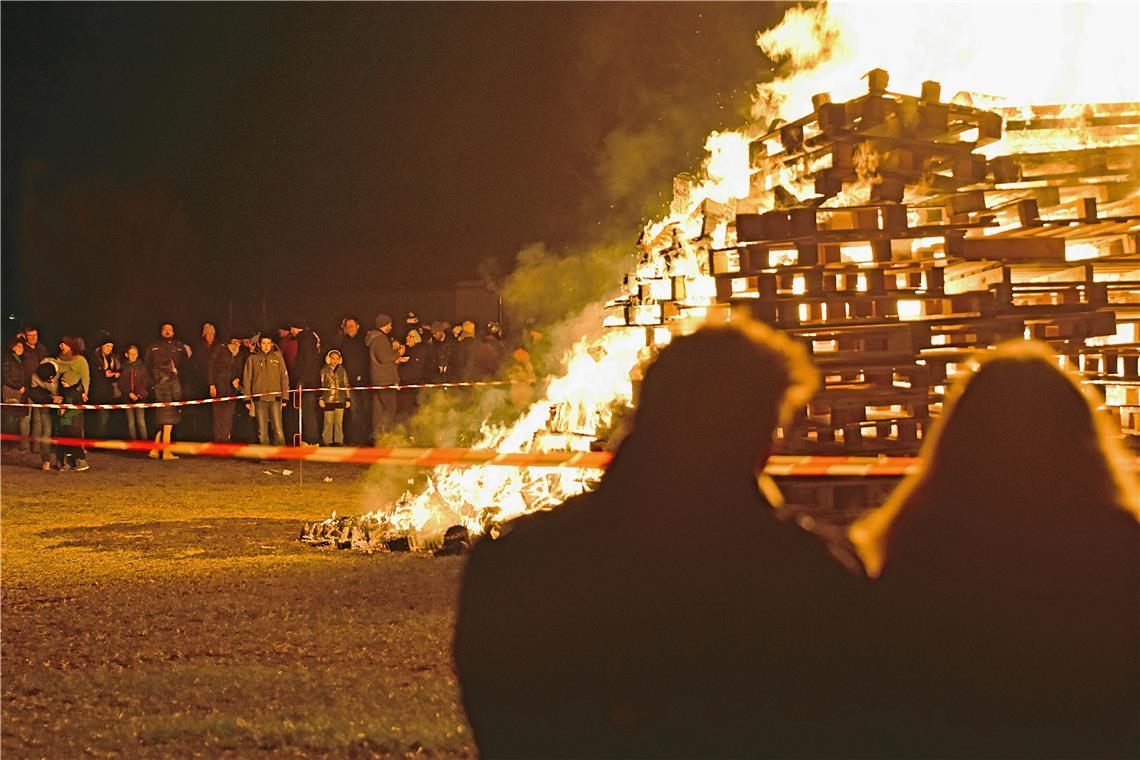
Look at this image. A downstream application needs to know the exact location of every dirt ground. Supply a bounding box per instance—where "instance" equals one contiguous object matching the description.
[0,449,476,758]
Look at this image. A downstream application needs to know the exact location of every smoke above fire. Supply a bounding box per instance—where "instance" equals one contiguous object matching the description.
[348,0,1140,541]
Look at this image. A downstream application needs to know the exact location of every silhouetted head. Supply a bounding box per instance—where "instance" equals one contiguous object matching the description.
[619,319,816,480]
[851,341,1138,576]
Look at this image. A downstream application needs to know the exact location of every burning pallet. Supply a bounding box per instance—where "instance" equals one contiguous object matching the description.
[610,70,1140,457]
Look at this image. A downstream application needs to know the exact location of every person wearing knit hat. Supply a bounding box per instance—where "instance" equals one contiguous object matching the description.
[54,337,91,471]
[365,313,399,438]
[89,332,121,440]
[398,311,421,343]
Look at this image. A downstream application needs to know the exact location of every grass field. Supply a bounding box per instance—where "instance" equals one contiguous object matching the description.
[1,449,476,758]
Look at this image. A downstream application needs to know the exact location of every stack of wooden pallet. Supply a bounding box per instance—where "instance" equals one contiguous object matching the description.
[610,71,1140,456]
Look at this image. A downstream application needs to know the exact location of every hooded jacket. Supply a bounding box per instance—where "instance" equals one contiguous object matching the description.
[319,363,351,407]
[242,345,290,400]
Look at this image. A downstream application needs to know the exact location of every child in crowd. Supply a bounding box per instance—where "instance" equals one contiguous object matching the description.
[118,345,150,441]
[27,360,59,471]
[318,349,351,446]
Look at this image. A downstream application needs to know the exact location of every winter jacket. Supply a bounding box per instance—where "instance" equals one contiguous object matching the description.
[3,351,25,394]
[190,338,217,395]
[319,364,351,407]
[399,343,428,385]
[89,350,122,402]
[144,339,191,381]
[20,342,50,386]
[28,361,59,407]
[118,360,151,401]
[208,344,242,395]
[365,329,400,385]
[243,345,290,400]
[293,329,321,388]
[55,354,91,397]
[334,332,370,389]
[427,338,455,382]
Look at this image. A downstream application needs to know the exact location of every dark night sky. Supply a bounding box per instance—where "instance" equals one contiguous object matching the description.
[2,2,785,343]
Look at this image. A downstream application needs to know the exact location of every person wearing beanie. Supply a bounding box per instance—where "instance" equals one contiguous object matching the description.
[365,313,398,439]
[400,312,420,342]
[88,333,121,439]
[318,348,351,446]
[54,338,90,471]
[453,320,477,380]
[208,333,244,443]
[27,359,61,471]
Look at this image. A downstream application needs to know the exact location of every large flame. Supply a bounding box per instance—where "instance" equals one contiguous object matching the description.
[361,1,1140,538]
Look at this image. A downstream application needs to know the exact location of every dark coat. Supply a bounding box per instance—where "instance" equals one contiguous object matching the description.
[208,344,242,395]
[859,490,1139,758]
[293,328,321,388]
[117,360,151,401]
[426,338,454,382]
[455,435,867,759]
[152,376,181,426]
[3,351,24,393]
[89,350,122,403]
[453,336,475,380]
[398,343,428,385]
[144,339,191,382]
[20,341,50,386]
[335,332,370,389]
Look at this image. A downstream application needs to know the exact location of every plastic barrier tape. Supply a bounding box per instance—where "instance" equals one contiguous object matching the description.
[0,434,920,476]
[0,379,514,411]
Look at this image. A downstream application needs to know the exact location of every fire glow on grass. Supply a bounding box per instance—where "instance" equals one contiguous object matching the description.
[353,1,1140,540]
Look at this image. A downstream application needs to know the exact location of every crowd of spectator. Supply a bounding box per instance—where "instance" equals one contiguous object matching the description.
[1,312,527,471]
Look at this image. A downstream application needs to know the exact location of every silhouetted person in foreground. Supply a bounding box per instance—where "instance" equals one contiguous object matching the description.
[455,320,873,758]
[849,341,1140,759]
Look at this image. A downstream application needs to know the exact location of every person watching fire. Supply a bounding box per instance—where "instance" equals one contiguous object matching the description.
[454,319,878,758]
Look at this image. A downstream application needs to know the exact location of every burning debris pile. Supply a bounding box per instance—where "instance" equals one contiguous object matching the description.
[300,512,472,555]
[304,4,1139,551]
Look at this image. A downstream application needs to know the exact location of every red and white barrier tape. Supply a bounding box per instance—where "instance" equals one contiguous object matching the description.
[0,433,920,476]
[0,379,514,411]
